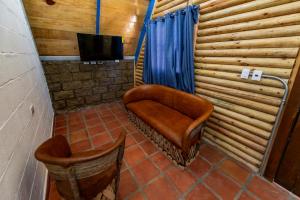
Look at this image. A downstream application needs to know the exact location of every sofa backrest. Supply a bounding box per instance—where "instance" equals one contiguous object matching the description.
[123,85,213,119]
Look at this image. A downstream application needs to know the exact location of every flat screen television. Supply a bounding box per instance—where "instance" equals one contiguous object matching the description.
[77,33,123,61]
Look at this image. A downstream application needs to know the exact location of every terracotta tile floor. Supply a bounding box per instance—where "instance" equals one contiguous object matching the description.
[50,101,299,200]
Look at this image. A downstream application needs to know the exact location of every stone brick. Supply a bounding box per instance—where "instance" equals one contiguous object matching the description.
[62,81,82,90]
[73,72,91,81]
[79,64,95,72]
[53,100,66,110]
[46,74,60,83]
[116,90,127,98]
[109,84,122,91]
[68,63,79,72]
[95,70,108,79]
[66,97,84,107]
[48,83,61,92]
[122,83,133,91]
[93,86,107,94]
[75,88,92,97]
[99,77,114,85]
[53,90,74,100]
[85,95,101,104]
[102,92,116,100]
[60,73,73,82]
[44,64,60,74]
[107,70,121,78]
[114,77,128,84]
[81,80,96,88]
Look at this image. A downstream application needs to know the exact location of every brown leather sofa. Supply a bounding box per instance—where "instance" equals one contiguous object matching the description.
[35,133,126,200]
[123,84,213,166]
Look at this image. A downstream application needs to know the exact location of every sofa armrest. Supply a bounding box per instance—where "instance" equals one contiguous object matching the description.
[182,107,213,152]
[123,85,147,105]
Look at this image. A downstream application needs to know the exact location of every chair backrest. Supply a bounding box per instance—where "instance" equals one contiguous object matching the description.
[35,133,126,200]
[123,84,213,119]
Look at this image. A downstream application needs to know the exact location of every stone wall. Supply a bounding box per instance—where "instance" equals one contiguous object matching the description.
[42,60,134,112]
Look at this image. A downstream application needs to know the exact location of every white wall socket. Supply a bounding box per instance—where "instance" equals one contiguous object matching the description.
[252,70,263,81]
[241,68,250,79]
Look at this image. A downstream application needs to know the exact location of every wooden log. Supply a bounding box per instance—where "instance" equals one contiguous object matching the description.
[195,76,284,97]
[205,127,264,160]
[194,56,295,69]
[197,25,300,43]
[199,94,276,123]
[198,1,300,29]
[209,117,268,146]
[194,63,292,78]
[195,48,298,59]
[200,0,253,15]
[203,137,259,171]
[206,121,266,153]
[198,13,300,36]
[195,70,284,88]
[195,82,282,106]
[156,0,173,8]
[192,0,211,5]
[200,0,297,22]
[154,0,186,14]
[204,132,262,166]
[196,88,279,115]
[212,112,271,139]
[211,105,274,132]
[196,36,300,50]
[153,2,188,18]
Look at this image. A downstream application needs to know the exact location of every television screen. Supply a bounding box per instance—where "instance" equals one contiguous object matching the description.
[77,33,123,61]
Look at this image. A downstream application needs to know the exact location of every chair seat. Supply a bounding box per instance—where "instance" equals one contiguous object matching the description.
[127,100,193,148]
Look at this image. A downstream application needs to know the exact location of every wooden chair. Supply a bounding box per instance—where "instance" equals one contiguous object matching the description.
[35,133,126,200]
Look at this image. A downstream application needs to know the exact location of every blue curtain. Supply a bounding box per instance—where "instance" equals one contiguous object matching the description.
[143,5,199,93]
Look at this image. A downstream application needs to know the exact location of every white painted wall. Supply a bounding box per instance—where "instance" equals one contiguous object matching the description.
[0,0,54,199]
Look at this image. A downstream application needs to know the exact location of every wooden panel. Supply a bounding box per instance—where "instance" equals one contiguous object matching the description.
[23,0,149,56]
[134,0,300,172]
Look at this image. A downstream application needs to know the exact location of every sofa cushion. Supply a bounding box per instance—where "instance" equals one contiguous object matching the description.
[126,100,193,148]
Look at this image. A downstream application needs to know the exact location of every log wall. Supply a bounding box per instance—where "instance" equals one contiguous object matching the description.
[134,0,300,172]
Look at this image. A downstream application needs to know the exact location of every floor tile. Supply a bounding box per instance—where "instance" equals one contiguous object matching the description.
[247,176,289,200]
[124,145,146,167]
[204,170,241,200]
[118,170,138,199]
[199,144,225,164]
[110,127,127,140]
[219,159,250,185]
[70,139,91,153]
[125,134,137,148]
[150,152,172,171]
[186,184,218,200]
[165,166,197,193]
[85,118,102,127]
[238,191,257,200]
[132,159,160,185]
[140,140,157,156]
[87,125,105,136]
[70,130,88,144]
[105,120,121,129]
[188,157,211,178]
[92,132,112,148]
[128,192,146,200]
[131,132,147,143]
[144,176,179,200]
[54,127,67,135]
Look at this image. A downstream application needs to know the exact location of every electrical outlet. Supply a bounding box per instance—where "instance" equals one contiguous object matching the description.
[252,70,263,81]
[241,68,250,79]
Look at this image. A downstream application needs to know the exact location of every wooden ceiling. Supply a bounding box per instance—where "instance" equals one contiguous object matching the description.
[23,0,149,56]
